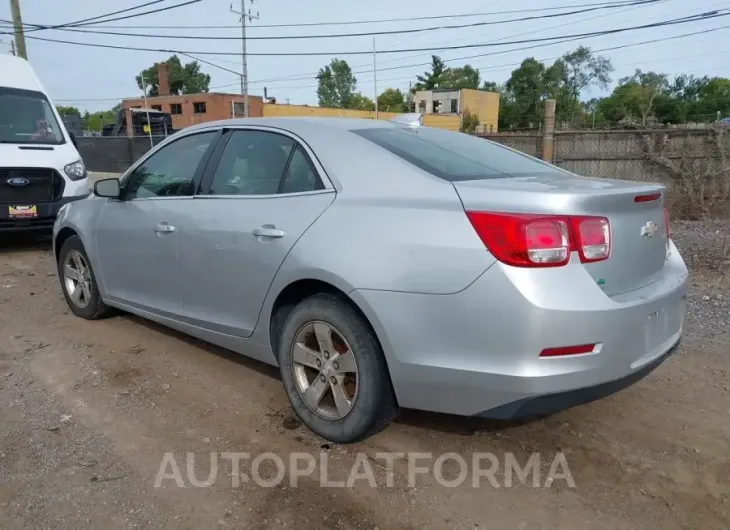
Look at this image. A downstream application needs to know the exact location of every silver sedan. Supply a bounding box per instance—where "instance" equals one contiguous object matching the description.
[53,117,688,443]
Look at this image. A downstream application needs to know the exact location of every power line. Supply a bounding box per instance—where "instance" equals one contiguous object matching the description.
[0,0,203,36]
[246,0,667,86]
[23,0,657,29]
[52,25,730,102]
[1,0,665,40]
[19,10,730,56]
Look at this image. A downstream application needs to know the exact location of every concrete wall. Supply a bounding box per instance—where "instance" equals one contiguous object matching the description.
[77,135,167,173]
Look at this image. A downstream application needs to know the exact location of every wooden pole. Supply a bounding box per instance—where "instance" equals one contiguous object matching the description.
[542,99,556,163]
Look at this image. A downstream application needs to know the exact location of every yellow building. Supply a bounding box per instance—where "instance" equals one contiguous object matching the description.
[413,88,500,133]
[262,103,461,131]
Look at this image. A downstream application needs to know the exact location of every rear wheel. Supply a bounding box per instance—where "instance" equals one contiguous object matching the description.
[58,235,111,320]
[278,293,398,443]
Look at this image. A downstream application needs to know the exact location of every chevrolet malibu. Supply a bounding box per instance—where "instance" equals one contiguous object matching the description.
[53,117,688,443]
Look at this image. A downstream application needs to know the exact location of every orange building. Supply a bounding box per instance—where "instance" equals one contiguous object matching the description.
[121,63,263,132]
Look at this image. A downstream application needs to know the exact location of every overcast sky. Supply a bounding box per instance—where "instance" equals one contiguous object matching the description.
[0,0,728,112]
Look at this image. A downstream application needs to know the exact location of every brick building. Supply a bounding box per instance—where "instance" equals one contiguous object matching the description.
[121,63,263,131]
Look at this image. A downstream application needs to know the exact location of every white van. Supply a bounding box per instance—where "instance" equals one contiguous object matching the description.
[0,54,88,232]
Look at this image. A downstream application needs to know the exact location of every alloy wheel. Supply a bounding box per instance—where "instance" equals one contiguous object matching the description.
[291,321,359,420]
[63,250,92,309]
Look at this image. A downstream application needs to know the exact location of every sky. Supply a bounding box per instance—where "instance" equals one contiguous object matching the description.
[0,0,728,113]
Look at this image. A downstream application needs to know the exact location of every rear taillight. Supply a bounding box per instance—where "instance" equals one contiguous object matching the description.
[572,216,610,262]
[664,207,670,239]
[466,211,611,268]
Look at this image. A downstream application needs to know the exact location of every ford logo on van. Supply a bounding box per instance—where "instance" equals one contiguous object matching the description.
[7,177,30,187]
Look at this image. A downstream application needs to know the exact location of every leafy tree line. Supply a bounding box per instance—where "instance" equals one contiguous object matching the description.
[315,49,730,130]
[55,105,120,132]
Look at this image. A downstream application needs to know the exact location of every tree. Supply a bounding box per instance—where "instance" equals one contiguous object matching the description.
[441,65,480,90]
[317,59,357,108]
[415,55,446,90]
[560,46,613,120]
[84,104,120,132]
[504,58,547,128]
[55,105,81,118]
[377,88,405,112]
[614,69,668,126]
[136,55,211,96]
[348,92,375,111]
[481,81,501,92]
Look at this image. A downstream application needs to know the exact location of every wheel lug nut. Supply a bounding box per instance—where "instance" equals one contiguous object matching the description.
[323,352,330,359]
[320,374,326,382]
[333,362,339,370]
[315,359,321,367]
[330,376,337,384]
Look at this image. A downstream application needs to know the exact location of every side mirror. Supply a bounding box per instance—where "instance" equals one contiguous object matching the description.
[94,178,121,199]
[68,130,79,148]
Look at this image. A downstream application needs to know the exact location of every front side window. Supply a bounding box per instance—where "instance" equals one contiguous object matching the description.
[208,130,294,196]
[0,87,64,145]
[353,126,570,182]
[122,131,217,200]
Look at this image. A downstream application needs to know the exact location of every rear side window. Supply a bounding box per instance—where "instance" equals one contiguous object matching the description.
[353,127,569,182]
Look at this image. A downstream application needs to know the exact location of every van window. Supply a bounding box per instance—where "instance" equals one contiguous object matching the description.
[0,87,65,145]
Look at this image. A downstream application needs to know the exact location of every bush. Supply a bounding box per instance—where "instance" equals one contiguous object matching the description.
[460,109,479,134]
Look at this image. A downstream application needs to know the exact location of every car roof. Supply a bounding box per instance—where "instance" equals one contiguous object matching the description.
[184,116,397,135]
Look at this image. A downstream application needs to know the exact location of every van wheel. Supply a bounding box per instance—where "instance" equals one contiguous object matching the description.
[278,293,398,443]
[58,236,111,320]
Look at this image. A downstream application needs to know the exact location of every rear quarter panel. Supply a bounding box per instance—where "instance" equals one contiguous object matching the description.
[261,125,497,296]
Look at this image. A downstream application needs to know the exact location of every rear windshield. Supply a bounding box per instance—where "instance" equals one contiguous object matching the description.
[353,126,568,182]
[0,87,65,145]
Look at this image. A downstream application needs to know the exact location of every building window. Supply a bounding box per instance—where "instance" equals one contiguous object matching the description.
[432,100,442,114]
[151,105,162,111]
[450,99,458,113]
[193,102,207,114]
[170,103,182,115]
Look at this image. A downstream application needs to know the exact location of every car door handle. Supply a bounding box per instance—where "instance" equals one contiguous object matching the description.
[252,226,285,238]
[154,222,176,233]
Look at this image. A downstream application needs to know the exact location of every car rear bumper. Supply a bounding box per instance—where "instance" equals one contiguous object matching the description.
[474,338,680,419]
[0,194,89,232]
[350,241,688,417]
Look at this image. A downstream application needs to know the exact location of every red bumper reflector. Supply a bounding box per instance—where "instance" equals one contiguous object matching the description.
[634,193,662,203]
[540,344,596,357]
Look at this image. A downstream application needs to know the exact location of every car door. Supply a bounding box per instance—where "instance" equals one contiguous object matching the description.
[95,130,220,317]
[177,128,336,337]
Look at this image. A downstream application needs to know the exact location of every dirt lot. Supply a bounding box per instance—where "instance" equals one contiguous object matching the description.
[0,224,728,530]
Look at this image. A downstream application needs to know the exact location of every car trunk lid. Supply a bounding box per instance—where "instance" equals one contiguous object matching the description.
[453,174,669,296]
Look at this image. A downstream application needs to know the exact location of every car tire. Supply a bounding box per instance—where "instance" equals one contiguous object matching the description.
[278,293,398,443]
[58,235,111,320]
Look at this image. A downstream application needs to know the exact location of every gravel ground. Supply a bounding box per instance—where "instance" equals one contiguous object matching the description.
[0,221,728,530]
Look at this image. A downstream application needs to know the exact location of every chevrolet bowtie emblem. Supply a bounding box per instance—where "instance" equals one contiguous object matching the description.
[641,221,658,238]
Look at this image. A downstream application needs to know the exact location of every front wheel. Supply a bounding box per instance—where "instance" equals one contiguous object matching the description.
[278,293,398,443]
[58,235,111,320]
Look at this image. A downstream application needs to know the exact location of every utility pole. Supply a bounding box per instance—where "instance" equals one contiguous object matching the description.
[373,38,378,119]
[9,0,27,59]
[230,0,259,118]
